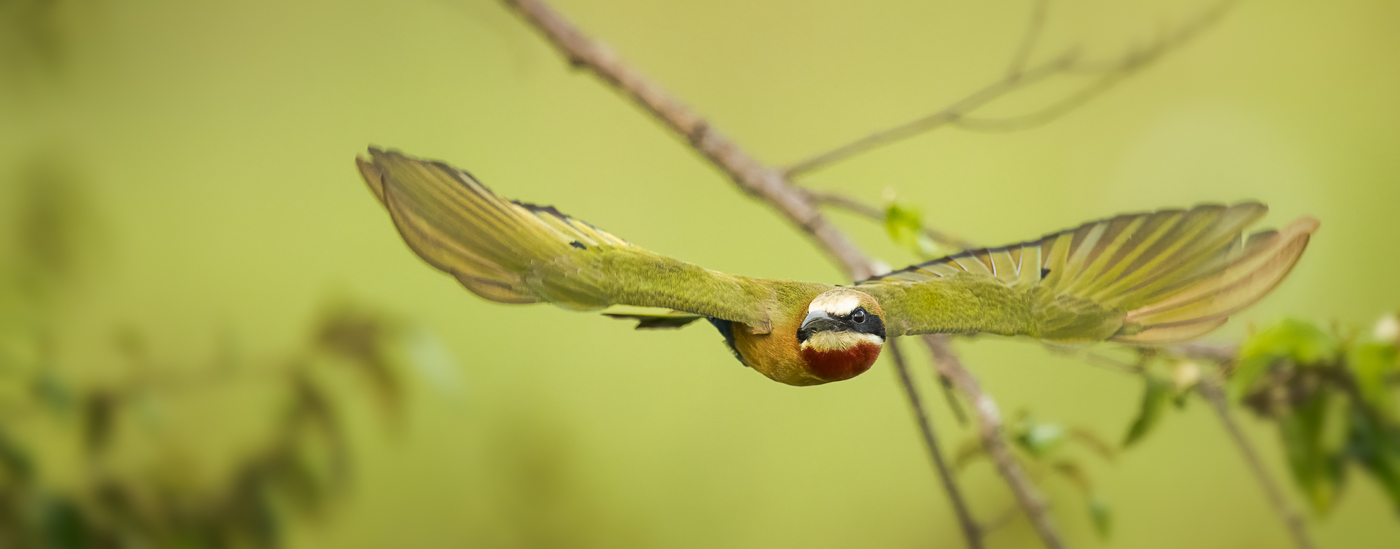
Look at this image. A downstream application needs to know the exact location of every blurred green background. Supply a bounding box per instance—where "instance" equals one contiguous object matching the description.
[3,0,1398,547]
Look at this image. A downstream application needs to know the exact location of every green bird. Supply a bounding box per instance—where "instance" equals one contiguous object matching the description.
[355,148,1318,387]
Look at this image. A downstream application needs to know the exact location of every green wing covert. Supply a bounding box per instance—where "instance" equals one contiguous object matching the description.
[859,204,1318,344]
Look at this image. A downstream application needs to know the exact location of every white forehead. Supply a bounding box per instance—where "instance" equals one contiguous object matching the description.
[808,291,861,316]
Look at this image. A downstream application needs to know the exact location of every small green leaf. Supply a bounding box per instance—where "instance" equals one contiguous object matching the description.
[1231,319,1339,400]
[884,203,940,258]
[1347,343,1398,421]
[1280,389,1345,515]
[40,497,88,549]
[1013,415,1065,458]
[0,426,33,481]
[1346,405,1400,513]
[1123,375,1169,448]
[1089,496,1113,539]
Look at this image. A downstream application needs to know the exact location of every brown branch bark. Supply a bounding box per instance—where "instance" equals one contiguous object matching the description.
[783,0,1237,177]
[888,338,983,549]
[923,334,1067,549]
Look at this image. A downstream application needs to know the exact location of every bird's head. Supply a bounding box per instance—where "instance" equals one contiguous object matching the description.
[797,288,886,383]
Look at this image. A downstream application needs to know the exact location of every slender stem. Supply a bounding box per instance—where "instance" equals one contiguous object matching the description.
[1006,0,1050,77]
[803,189,980,251]
[783,52,1078,177]
[888,339,983,549]
[923,334,1067,549]
[783,0,1237,177]
[1197,375,1318,549]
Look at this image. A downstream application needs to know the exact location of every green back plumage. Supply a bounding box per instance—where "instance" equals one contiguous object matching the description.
[859,204,1318,343]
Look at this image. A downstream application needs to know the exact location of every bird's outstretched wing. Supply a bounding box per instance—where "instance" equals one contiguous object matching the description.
[356,148,777,332]
[859,203,1318,344]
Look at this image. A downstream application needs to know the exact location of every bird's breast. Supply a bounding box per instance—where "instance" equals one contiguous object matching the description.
[799,342,881,382]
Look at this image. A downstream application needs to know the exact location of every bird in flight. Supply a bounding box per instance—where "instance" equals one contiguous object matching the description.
[355,148,1318,387]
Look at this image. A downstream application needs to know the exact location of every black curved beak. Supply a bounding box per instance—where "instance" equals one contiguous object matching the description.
[798,310,846,343]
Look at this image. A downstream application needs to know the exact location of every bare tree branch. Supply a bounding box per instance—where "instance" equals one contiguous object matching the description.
[888,338,983,549]
[502,0,874,279]
[1197,375,1318,549]
[783,0,1237,177]
[802,188,980,251]
[923,334,1067,549]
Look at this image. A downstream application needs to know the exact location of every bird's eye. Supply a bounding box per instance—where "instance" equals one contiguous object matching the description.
[852,309,866,324]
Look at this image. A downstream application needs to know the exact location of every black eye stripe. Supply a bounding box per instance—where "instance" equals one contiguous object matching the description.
[801,305,885,341]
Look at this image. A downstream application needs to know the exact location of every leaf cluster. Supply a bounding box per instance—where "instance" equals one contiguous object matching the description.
[955,411,1118,539]
[0,161,433,548]
[1227,317,1400,515]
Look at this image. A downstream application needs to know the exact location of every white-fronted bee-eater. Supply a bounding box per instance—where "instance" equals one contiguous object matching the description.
[355,148,1318,387]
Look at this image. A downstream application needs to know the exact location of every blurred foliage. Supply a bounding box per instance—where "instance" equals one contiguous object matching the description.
[879,198,1399,535]
[1104,316,1400,518]
[1223,316,1400,516]
[883,194,942,260]
[0,0,75,87]
[955,411,1118,540]
[0,154,433,548]
[944,313,1400,539]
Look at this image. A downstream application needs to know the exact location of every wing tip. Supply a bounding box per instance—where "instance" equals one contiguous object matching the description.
[1284,215,1322,237]
[356,147,388,205]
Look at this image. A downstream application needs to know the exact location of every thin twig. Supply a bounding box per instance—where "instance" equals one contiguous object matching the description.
[783,0,1236,177]
[803,189,980,251]
[923,334,1067,549]
[889,338,983,549]
[1197,375,1318,549]
[783,52,1079,178]
[1169,341,1239,364]
[937,371,970,427]
[1007,0,1050,77]
[1080,350,1146,375]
